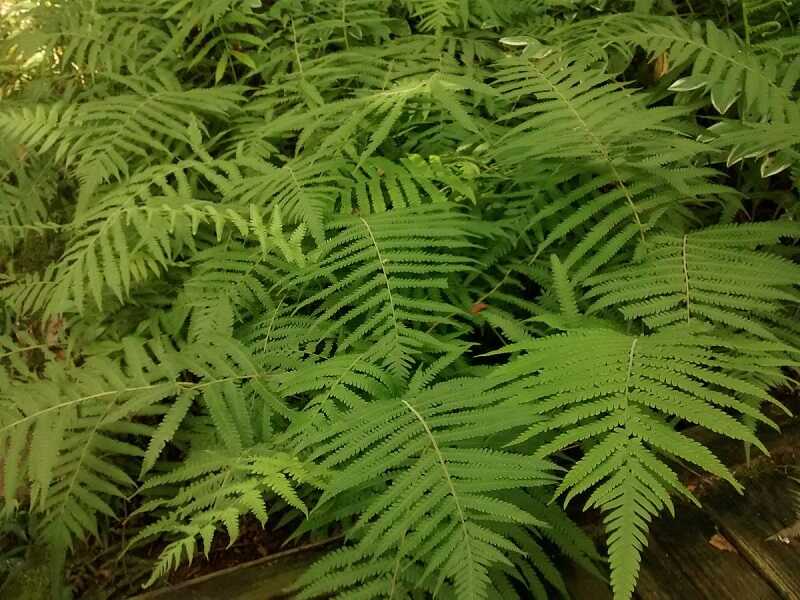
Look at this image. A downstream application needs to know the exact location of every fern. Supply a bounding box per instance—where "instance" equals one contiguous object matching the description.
[709,119,800,177]
[295,377,596,600]
[0,147,58,251]
[494,51,726,280]
[132,446,320,586]
[1,338,177,550]
[1,2,799,598]
[0,79,244,191]
[584,222,800,340]
[286,203,477,378]
[490,325,788,599]
[554,15,800,121]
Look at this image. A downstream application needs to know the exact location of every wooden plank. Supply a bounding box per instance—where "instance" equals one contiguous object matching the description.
[636,501,780,600]
[129,540,336,600]
[703,472,800,600]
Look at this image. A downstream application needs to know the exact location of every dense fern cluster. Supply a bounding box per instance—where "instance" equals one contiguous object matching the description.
[1,0,799,598]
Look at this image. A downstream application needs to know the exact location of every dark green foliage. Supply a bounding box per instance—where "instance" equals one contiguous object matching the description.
[1,1,798,599]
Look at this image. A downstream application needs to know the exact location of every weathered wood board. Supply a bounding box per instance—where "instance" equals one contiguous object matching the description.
[129,544,331,600]
[636,501,782,600]
[703,472,800,600]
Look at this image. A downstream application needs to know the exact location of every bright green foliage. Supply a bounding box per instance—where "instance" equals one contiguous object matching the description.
[490,326,788,598]
[287,204,476,377]
[132,447,321,586]
[294,378,584,600]
[556,15,800,121]
[0,1,799,599]
[585,222,800,341]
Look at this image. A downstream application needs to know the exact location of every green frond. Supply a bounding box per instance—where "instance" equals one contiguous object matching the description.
[709,119,800,177]
[0,78,244,188]
[134,445,321,587]
[0,147,58,251]
[231,156,347,244]
[180,238,301,341]
[3,2,799,598]
[585,222,800,340]
[339,157,452,214]
[287,203,477,378]
[556,15,800,122]
[41,0,170,74]
[25,160,305,316]
[490,325,783,599]
[1,332,288,554]
[494,51,726,279]
[0,340,174,549]
[296,378,569,600]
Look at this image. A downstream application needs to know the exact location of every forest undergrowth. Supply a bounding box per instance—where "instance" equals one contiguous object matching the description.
[1,0,799,598]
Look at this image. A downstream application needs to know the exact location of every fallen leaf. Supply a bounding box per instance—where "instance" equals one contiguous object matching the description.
[45,316,64,347]
[709,533,737,553]
[653,52,669,80]
[469,302,489,315]
[768,520,800,544]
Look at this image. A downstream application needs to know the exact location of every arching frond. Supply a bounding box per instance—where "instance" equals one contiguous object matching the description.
[585,222,800,341]
[133,445,321,587]
[494,51,725,280]
[287,203,477,378]
[555,15,800,122]
[491,325,787,599]
[0,78,244,188]
[295,377,576,600]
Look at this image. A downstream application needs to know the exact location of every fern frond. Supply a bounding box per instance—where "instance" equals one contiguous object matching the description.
[338,156,453,214]
[400,0,470,33]
[585,222,800,340]
[0,78,244,189]
[287,203,476,378]
[39,161,284,315]
[494,52,725,280]
[1,333,288,552]
[134,444,321,587]
[179,235,304,342]
[0,148,58,251]
[491,325,784,599]
[280,348,395,437]
[709,119,800,177]
[231,156,347,245]
[557,15,800,121]
[236,70,491,164]
[296,378,570,600]
[42,0,169,74]
[0,339,176,550]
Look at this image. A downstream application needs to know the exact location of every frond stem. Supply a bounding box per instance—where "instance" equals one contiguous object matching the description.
[0,374,268,434]
[400,398,473,583]
[359,216,401,347]
[681,234,691,323]
[623,338,638,425]
[526,60,646,243]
